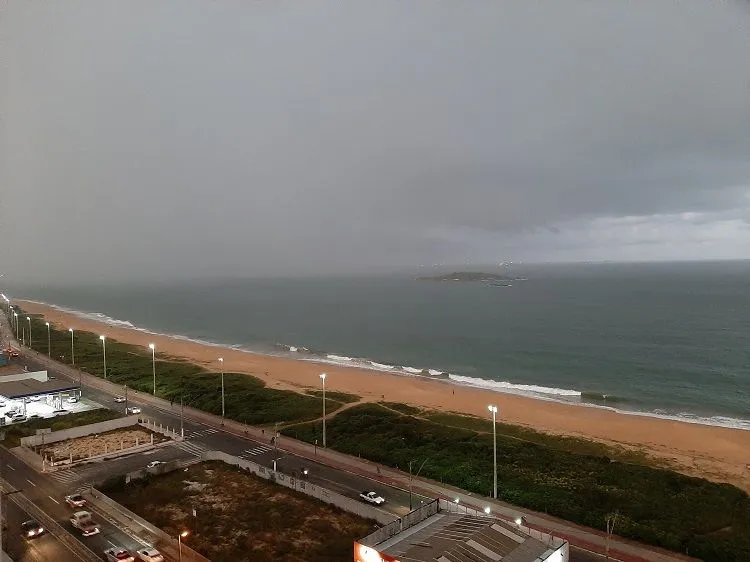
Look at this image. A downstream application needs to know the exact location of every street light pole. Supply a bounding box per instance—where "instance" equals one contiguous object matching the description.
[13,312,18,338]
[488,405,498,499]
[45,322,51,356]
[26,317,31,348]
[149,343,156,395]
[408,459,428,510]
[100,335,107,379]
[320,373,327,448]
[69,328,75,365]
[178,530,189,562]
[219,357,225,418]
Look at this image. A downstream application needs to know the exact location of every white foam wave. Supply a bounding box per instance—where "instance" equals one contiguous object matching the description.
[370,361,394,370]
[428,369,443,376]
[449,374,582,397]
[402,366,423,374]
[327,354,352,362]
[29,301,137,329]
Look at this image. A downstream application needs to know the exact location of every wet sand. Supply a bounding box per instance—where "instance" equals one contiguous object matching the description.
[17,299,750,492]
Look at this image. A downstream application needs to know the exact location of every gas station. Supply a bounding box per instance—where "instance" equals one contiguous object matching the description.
[0,369,82,422]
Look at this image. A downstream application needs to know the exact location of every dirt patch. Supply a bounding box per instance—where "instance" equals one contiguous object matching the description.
[40,426,167,463]
[106,461,378,562]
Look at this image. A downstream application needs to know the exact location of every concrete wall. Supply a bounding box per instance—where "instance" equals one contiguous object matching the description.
[0,370,47,383]
[20,415,140,447]
[360,499,439,547]
[202,450,398,526]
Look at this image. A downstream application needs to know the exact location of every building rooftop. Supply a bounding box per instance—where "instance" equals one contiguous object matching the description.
[379,513,553,562]
[0,378,78,399]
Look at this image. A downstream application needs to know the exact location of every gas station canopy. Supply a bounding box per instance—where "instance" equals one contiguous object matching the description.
[0,379,78,400]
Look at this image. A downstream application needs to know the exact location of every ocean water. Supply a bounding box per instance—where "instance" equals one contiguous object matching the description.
[6,261,750,429]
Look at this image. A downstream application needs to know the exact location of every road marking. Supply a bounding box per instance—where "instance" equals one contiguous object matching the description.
[48,495,60,504]
[26,478,37,487]
[7,465,15,471]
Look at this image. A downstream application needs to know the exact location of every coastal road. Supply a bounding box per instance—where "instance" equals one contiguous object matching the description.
[13,352,680,562]
[0,445,161,562]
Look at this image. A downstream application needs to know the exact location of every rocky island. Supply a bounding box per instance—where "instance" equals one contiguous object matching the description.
[417,271,516,283]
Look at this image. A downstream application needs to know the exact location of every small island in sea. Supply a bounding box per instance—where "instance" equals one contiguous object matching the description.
[417,271,516,283]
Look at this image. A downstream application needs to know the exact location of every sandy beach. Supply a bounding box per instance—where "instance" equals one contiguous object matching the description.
[16,299,750,493]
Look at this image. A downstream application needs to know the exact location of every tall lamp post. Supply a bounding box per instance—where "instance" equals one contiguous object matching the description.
[100,335,107,379]
[178,530,189,562]
[320,373,327,448]
[45,322,51,356]
[69,328,75,365]
[26,317,31,348]
[149,343,156,394]
[408,458,428,510]
[13,312,18,338]
[488,405,498,499]
[218,357,225,418]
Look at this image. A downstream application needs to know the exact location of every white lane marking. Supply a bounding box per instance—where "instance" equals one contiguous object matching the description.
[26,478,37,487]
[48,495,60,504]
[7,465,15,471]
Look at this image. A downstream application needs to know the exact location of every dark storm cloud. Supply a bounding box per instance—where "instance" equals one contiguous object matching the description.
[2,0,750,282]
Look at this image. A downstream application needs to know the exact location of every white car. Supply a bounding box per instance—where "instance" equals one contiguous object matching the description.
[146,461,163,470]
[136,547,164,562]
[360,491,386,505]
[126,406,141,414]
[104,547,135,562]
[11,414,27,423]
[65,493,87,508]
[113,395,126,403]
[67,396,79,403]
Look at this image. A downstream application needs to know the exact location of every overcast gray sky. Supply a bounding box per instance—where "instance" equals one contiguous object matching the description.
[2,1,750,283]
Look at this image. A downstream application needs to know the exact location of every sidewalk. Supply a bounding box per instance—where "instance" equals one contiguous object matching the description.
[13,324,696,562]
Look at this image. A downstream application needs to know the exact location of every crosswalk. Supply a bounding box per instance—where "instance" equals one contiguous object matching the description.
[46,470,93,494]
[185,428,219,439]
[173,440,208,457]
[239,444,273,459]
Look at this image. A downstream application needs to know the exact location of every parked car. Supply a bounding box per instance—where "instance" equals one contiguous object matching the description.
[104,547,135,562]
[359,491,386,505]
[146,461,163,470]
[11,414,27,423]
[135,547,164,562]
[126,406,141,414]
[114,395,126,403]
[0,400,6,407]
[70,511,100,536]
[67,396,79,404]
[21,520,44,539]
[65,493,87,508]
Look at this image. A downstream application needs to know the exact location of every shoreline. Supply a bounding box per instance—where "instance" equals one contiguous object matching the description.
[14,298,750,493]
[20,300,750,432]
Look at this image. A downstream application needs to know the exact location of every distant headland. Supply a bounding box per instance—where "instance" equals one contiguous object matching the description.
[417,271,517,283]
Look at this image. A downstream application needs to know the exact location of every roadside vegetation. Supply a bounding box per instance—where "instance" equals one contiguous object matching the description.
[0,408,121,448]
[104,461,376,562]
[284,403,750,562]
[23,315,346,425]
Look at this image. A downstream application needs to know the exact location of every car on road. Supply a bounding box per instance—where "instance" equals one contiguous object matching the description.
[146,461,163,469]
[135,547,164,562]
[114,395,126,403]
[104,547,135,562]
[21,520,44,539]
[65,493,87,508]
[70,510,100,537]
[126,406,141,414]
[360,491,386,505]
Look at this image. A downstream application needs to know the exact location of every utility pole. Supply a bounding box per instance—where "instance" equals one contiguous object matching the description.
[180,394,184,439]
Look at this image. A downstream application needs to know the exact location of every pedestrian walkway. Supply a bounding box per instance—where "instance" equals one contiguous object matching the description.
[185,428,218,439]
[173,441,208,457]
[47,469,80,485]
[239,444,273,458]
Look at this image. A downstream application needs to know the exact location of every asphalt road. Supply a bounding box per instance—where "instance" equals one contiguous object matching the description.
[11,352,612,562]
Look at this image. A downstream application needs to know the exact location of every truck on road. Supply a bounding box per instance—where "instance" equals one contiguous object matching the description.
[70,510,100,537]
